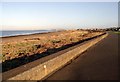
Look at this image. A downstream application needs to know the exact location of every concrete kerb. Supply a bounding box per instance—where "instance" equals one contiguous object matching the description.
[3,33,108,80]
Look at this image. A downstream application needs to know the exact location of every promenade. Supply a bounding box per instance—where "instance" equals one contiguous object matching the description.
[46,32,119,80]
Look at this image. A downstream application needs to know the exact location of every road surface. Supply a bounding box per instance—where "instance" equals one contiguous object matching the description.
[46,32,119,80]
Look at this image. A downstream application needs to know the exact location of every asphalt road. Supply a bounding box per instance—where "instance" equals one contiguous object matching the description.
[46,32,119,80]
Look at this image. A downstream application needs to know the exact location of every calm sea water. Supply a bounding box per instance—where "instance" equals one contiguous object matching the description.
[0,30,53,37]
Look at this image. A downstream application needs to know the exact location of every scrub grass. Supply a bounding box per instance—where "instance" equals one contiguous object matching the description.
[2,30,103,62]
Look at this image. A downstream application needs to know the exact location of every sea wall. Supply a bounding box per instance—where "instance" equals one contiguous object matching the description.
[3,33,108,80]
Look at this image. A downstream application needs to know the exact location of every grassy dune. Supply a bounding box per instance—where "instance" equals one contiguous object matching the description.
[2,30,103,62]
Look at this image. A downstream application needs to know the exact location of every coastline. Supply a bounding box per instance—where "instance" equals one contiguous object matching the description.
[1,30,55,38]
[1,30,62,43]
[1,31,53,38]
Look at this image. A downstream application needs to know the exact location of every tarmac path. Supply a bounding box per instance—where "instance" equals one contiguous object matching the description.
[46,32,119,80]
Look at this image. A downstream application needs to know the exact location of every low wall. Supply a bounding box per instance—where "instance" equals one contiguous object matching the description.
[3,33,108,80]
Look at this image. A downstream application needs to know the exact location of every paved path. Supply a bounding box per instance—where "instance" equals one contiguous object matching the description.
[46,32,119,80]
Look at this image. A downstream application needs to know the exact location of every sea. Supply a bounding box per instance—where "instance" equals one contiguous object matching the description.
[0,30,54,37]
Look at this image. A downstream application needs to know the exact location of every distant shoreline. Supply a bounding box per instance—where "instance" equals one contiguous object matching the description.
[1,30,55,38]
[1,30,64,43]
[1,31,52,38]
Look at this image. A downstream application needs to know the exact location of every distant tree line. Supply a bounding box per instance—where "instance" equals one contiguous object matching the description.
[77,27,120,32]
[105,27,120,31]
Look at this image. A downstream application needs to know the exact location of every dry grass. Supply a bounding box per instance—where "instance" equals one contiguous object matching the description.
[2,30,103,62]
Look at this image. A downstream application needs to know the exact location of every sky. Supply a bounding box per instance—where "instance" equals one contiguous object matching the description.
[0,2,118,30]
[1,0,119,2]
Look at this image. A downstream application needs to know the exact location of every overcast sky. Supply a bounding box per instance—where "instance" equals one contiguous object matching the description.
[0,1,118,30]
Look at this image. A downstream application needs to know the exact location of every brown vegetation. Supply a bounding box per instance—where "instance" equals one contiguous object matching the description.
[2,30,103,63]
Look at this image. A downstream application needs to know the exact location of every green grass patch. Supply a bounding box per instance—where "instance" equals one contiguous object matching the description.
[114,31,120,34]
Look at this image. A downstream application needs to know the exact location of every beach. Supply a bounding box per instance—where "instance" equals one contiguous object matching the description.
[1,30,54,43]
